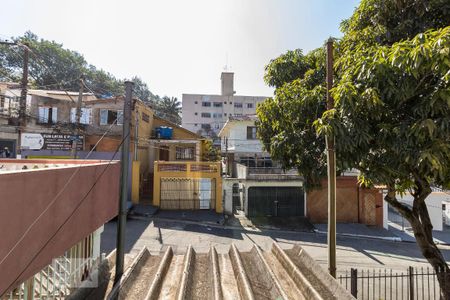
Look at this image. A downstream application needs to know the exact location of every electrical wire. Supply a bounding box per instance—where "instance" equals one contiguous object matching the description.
[13,43,79,104]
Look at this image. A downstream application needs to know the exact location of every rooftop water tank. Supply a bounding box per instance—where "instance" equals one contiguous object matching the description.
[155,126,173,139]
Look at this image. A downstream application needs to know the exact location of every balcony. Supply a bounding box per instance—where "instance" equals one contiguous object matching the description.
[234,163,302,181]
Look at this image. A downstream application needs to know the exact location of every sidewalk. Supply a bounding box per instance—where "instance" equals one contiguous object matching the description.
[388,222,450,245]
[314,223,401,241]
[155,210,225,225]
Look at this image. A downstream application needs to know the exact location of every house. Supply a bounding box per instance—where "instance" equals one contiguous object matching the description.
[394,189,450,231]
[218,115,385,227]
[0,85,220,207]
[219,115,304,217]
[219,114,272,175]
[148,116,222,212]
[182,72,267,138]
[0,158,120,297]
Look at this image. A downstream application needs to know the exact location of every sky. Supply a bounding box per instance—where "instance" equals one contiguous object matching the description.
[1,0,360,100]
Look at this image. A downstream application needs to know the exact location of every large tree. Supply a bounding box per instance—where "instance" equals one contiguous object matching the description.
[257,48,331,188]
[257,0,450,297]
[325,25,450,300]
[0,32,163,104]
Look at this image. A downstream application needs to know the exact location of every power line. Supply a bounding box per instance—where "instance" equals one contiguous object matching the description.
[14,43,79,104]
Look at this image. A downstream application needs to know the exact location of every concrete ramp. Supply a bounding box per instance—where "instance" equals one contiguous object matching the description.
[71,243,355,300]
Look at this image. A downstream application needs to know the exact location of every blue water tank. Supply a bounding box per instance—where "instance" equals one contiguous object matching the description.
[156,126,173,139]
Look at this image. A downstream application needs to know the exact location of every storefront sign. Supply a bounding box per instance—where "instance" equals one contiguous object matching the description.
[21,133,84,151]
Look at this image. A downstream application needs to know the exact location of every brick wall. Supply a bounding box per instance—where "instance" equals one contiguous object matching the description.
[306,176,383,227]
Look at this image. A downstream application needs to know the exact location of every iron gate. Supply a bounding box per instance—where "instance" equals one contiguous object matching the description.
[160,178,216,210]
[247,186,304,217]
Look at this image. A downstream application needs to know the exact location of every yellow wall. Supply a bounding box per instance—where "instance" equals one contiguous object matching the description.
[130,101,154,202]
[153,161,223,213]
[131,161,141,204]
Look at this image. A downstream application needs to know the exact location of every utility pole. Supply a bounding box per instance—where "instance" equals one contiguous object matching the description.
[18,44,29,158]
[20,46,29,126]
[114,80,133,284]
[72,75,84,158]
[326,37,337,278]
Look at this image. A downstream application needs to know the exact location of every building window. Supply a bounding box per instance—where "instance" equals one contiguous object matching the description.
[194,123,198,126]
[201,123,210,130]
[234,102,243,108]
[100,109,123,125]
[213,113,222,118]
[257,157,273,168]
[201,112,211,118]
[215,123,220,129]
[176,147,195,160]
[224,113,227,116]
[240,156,256,167]
[229,101,233,105]
[202,102,211,107]
[247,126,257,139]
[195,112,198,115]
[142,112,150,123]
[38,107,58,124]
[195,101,198,104]
[213,102,223,107]
[70,108,91,124]
[247,103,254,109]
[224,101,227,104]
[235,113,242,117]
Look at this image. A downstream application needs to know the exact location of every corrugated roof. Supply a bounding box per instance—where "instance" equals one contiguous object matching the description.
[74,243,354,300]
[28,89,97,101]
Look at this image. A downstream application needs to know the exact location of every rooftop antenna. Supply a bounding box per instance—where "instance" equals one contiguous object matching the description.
[223,53,231,71]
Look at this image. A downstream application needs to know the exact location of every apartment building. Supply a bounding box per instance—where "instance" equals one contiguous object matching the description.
[181,72,267,138]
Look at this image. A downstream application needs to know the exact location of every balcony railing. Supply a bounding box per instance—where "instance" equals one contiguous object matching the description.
[156,161,220,174]
[3,230,102,300]
[234,163,302,180]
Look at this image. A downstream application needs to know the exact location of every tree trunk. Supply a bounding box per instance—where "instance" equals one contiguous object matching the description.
[385,185,450,299]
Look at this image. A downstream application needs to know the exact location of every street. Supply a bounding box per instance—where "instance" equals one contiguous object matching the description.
[101,217,450,276]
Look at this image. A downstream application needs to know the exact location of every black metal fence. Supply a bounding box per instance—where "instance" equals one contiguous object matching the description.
[338,266,449,300]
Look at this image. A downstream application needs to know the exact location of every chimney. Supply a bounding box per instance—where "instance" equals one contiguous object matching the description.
[221,72,235,96]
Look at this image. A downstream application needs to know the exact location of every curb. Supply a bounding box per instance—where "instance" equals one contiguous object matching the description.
[313,229,402,242]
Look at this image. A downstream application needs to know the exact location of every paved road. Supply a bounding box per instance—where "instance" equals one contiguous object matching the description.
[101,217,450,275]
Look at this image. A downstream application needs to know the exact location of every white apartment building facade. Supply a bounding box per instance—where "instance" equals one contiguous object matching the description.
[182,72,267,138]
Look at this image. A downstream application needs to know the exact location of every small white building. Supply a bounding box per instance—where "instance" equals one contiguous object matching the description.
[396,191,450,231]
[219,115,304,217]
[218,114,272,175]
